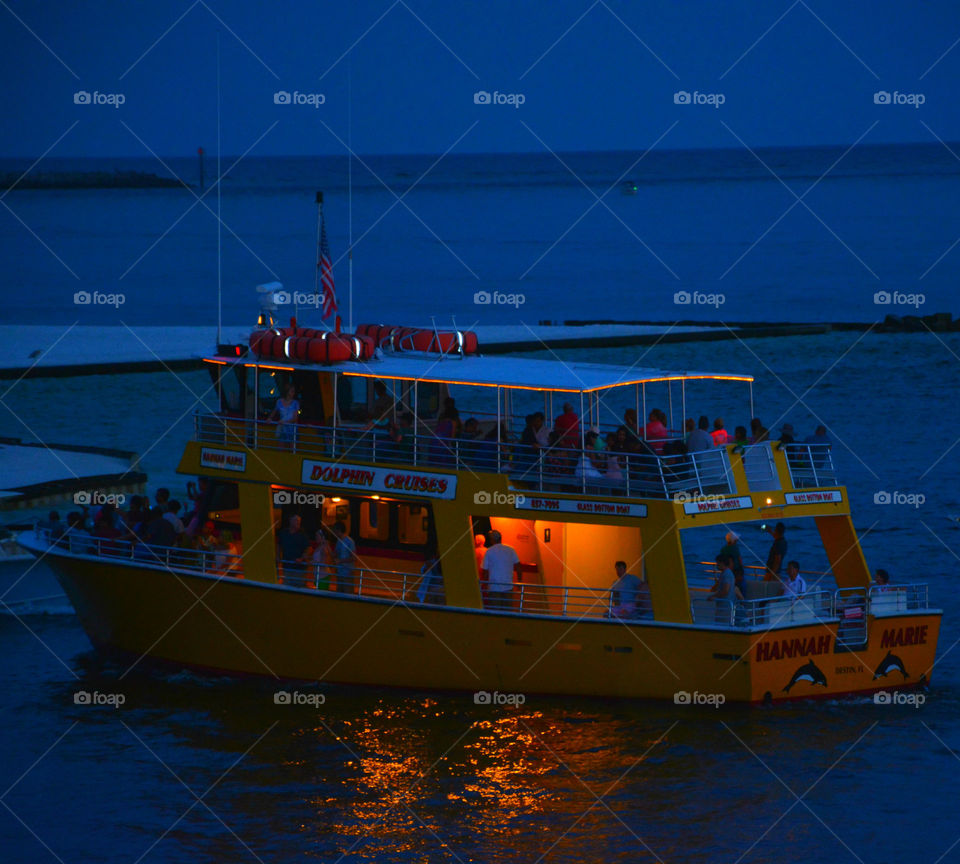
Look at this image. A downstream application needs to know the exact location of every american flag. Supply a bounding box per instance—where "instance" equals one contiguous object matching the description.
[318,209,337,320]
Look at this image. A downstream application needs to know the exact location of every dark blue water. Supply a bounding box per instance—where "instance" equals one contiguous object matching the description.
[3,143,959,328]
[2,330,959,862]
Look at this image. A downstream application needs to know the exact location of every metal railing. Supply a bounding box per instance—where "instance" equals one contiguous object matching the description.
[47,528,243,576]
[35,527,932,631]
[690,584,931,630]
[781,443,837,488]
[868,583,929,613]
[691,590,834,627]
[195,412,738,501]
[737,442,781,491]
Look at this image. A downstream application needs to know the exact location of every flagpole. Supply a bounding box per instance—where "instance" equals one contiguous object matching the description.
[216,30,222,346]
[348,54,354,332]
[314,190,323,328]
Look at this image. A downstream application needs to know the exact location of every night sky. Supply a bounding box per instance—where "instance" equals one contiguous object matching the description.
[1,0,958,158]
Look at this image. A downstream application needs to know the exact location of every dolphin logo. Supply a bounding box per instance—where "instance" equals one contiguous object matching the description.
[783,660,828,693]
[873,651,909,681]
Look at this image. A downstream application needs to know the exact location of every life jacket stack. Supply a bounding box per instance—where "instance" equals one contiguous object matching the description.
[355,324,479,355]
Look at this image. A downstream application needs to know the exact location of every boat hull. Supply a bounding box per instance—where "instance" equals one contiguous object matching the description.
[45,553,939,704]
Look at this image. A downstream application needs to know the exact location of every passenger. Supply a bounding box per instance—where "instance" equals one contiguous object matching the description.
[686,415,714,452]
[462,417,481,441]
[432,407,459,465]
[309,527,332,590]
[782,560,807,597]
[610,560,641,618]
[626,435,658,492]
[474,534,487,575]
[733,426,749,447]
[332,521,357,594]
[143,507,176,548]
[164,500,185,537]
[623,409,641,445]
[644,409,669,454]
[480,529,521,611]
[382,418,404,462]
[711,418,730,446]
[779,424,804,475]
[707,553,743,619]
[545,430,574,482]
[518,414,542,479]
[151,487,171,520]
[554,403,580,446]
[532,411,550,448]
[873,568,893,592]
[805,424,830,446]
[383,412,414,463]
[604,439,624,483]
[269,385,300,448]
[184,477,212,535]
[370,380,395,425]
[442,397,462,439]
[64,511,95,554]
[277,514,310,587]
[215,529,241,577]
[196,519,219,552]
[575,431,605,483]
[749,418,769,444]
[396,412,415,462]
[607,426,631,479]
[39,510,64,539]
[763,522,788,582]
[474,425,502,473]
[124,496,148,535]
[417,546,444,604]
[661,438,689,489]
[683,417,696,443]
[458,417,483,467]
[804,425,832,474]
[718,531,745,589]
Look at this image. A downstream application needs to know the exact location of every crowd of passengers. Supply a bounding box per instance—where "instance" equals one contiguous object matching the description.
[704,523,898,624]
[40,480,241,573]
[267,382,832,489]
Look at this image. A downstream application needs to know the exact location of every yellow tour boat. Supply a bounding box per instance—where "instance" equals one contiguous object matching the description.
[22,295,940,704]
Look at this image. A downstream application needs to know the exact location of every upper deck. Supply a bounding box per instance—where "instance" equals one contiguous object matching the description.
[197,337,841,517]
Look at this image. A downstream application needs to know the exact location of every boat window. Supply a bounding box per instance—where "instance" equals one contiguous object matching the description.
[398,504,429,545]
[417,382,441,420]
[258,369,288,418]
[293,370,325,426]
[218,366,244,415]
[359,500,390,541]
[337,376,368,422]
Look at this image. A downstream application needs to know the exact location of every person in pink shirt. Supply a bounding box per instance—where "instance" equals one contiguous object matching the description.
[644,409,668,454]
[711,417,730,446]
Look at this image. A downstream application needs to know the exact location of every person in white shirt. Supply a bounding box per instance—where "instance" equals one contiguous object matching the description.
[332,521,357,594]
[163,500,185,536]
[480,530,521,611]
[783,560,807,598]
[873,568,894,592]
